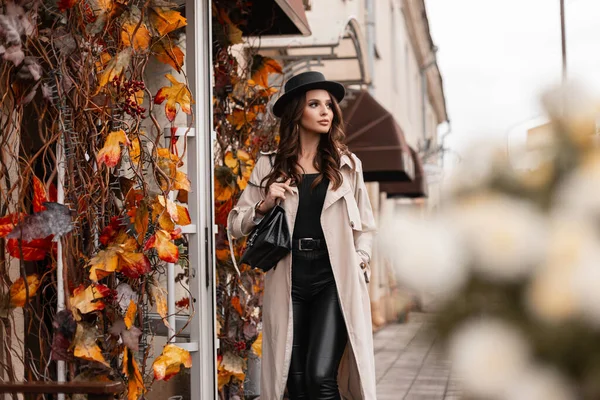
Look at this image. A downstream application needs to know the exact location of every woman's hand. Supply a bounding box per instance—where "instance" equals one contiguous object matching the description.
[258,179,293,214]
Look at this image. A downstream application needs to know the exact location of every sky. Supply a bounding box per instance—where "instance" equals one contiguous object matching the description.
[425,0,600,168]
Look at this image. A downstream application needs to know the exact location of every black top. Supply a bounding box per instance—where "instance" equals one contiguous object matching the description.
[292,173,329,239]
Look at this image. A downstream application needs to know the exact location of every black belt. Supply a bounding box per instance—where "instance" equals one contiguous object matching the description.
[292,238,325,252]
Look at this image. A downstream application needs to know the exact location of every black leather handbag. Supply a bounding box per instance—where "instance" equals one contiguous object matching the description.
[240,204,291,272]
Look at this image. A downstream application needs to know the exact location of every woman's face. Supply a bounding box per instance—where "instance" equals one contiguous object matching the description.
[299,89,334,135]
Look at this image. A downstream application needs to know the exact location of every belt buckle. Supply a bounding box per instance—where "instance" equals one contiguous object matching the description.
[298,238,316,251]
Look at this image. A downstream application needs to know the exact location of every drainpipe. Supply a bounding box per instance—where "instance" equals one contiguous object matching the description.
[365,0,375,94]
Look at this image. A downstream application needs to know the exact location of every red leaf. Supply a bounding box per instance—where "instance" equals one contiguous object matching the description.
[49,184,58,202]
[6,238,52,261]
[99,216,124,246]
[58,0,79,11]
[0,213,26,238]
[33,176,48,213]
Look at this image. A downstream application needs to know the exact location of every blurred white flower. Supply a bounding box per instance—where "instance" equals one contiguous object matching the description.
[449,318,530,399]
[378,211,467,297]
[450,193,548,281]
[527,218,600,325]
[503,365,575,400]
[554,152,600,222]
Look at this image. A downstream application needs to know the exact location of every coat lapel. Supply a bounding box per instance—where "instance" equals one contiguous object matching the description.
[322,154,354,212]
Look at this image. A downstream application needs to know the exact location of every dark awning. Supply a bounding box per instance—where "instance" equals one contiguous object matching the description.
[342,90,415,182]
[242,0,311,37]
[379,147,428,198]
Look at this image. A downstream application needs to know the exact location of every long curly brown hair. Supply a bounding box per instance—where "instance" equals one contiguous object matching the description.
[261,91,354,192]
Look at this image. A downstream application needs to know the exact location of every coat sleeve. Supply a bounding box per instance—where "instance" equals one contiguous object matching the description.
[227,155,270,239]
[352,155,377,273]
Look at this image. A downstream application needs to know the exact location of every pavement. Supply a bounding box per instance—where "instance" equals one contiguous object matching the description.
[374,313,461,400]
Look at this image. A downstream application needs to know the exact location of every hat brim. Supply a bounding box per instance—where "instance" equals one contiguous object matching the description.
[272,80,345,118]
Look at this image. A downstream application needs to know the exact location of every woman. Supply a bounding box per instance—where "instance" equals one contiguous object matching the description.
[228,71,377,400]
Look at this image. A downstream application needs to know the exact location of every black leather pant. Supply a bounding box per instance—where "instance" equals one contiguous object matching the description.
[287,248,348,400]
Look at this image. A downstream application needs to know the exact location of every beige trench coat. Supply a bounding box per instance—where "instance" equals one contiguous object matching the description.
[227,152,377,400]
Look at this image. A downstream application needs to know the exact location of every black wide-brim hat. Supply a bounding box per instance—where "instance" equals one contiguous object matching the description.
[272,71,345,118]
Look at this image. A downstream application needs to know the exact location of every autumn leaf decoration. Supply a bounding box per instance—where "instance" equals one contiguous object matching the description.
[9,275,41,307]
[97,129,131,168]
[154,74,192,122]
[250,55,282,88]
[152,344,192,381]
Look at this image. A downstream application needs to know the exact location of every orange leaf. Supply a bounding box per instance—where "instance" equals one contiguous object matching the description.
[6,238,51,261]
[33,176,48,213]
[144,230,179,263]
[70,284,111,314]
[132,204,149,243]
[250,55,282,88]
[89,245,120,281]
[157,195,178,222]
[215,248,230,262]
[152,37,184,72]
[149,7,187,36]
[97,48,132,89]
[0,213,25,238]
[9,275,40,307]
[121,20,151,51]
[73,323,109,367]
[97,129,130,168]
[149,283,169,327]
[124,300,137,329]
[214,177,234,202]
[251,332,262,357]
[152,344,192,381]
[231,296,243,316]
[154,74,192,122]
[123,348,145,400]
[176,204,191,226]
[174,170,191,192]
[227,109,256,130]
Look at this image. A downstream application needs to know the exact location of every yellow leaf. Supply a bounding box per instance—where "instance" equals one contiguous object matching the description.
[121,21,151,51]
[9,275,40,307]
[70,284,111,314]
[97,48,132,89]
[89,245,120,281]
[224,151,239,174]
[174,170,191,191]
[150,283,169,327]
[157,195,178,222]
[154,74,192,122]
[176,204,191,226]
[237,150,251,162]
[124,300,137,329]
[152,344,192,381]
[149,7,187,36]
[219,351,245,383]
[251,332,262,357]
[237,176,248,191]
[97,129,130,168]
[129,136,141,165]
[123,348,145,400]
[73,323,110,367]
